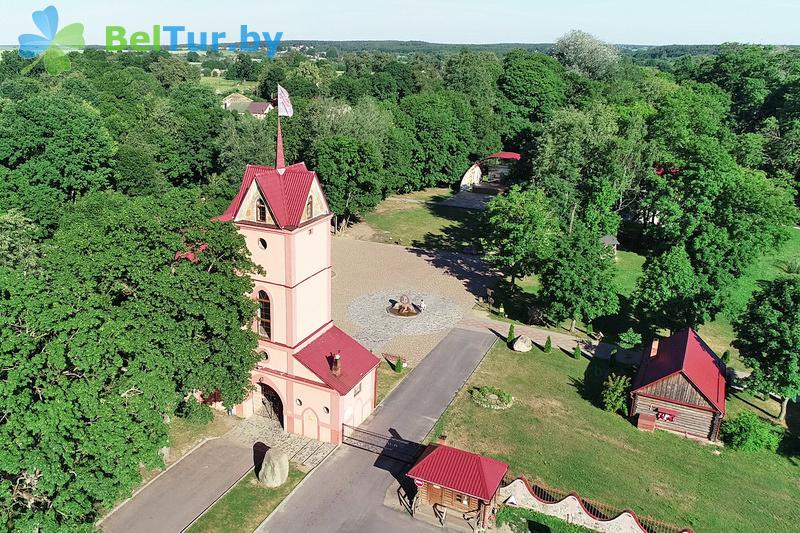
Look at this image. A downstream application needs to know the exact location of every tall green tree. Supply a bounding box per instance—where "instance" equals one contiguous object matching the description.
[311,136,383,230]
[538,224,619,331]
[734,276,800,420]
[0,91,116,233]
[481,186,557,290]
[0,189,258,530]
[632,244,703,332]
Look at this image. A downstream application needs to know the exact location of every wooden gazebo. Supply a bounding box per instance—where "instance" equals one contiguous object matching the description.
[407,437,508,528]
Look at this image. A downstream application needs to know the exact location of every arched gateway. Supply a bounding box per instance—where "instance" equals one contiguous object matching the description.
[213,99,380,445]
[258,383,284,428]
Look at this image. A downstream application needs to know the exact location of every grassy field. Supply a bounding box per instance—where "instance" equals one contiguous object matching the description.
[497,507,594,533]
[360,188,480,250]
[436,343,800,532]
[200,76,258,95]
[187,468,305,533]
[376,359,406,404]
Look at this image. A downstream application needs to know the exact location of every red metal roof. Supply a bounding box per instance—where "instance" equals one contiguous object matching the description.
[293,325,380,395]
[214,163,326,229]
[482,151,521,161]
[632,328,726,414]
[406,444,508,501]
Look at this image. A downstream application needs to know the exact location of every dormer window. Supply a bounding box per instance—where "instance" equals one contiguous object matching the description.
[305,195,313,220]
[256,199,267,222]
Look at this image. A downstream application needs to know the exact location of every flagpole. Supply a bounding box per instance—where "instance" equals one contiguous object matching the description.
[276,85,285,169]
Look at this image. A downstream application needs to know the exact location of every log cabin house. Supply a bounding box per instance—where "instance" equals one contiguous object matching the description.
[630,328,726,441]
[406,437,508,528]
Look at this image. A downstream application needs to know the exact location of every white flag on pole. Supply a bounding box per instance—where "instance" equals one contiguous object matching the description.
[277,84,293,117]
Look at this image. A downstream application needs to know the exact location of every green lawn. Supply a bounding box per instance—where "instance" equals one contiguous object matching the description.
[187,468,304,533]
[200,76,257,96]
[497,507,594,533]
[437,343,800,533]
[376,359,406,404]
[360,188,480,250]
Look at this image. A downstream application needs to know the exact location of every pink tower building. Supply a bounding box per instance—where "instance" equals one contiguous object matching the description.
[214,129,379,444]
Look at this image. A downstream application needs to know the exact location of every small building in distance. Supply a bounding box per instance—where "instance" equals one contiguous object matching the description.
[630,328,726,441]
[245,101,274,120]
[407,437,508,529]
[222,92,253,111]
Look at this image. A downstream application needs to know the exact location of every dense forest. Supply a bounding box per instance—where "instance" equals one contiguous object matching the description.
[1,30,800,530]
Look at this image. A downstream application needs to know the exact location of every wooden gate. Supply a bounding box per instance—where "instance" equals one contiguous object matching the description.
[341,424,426,464]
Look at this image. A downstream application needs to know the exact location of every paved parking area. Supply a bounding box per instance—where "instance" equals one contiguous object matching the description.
[332,237,494,364]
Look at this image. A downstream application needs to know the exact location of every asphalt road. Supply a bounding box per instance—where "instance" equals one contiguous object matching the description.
[101,438,252,533]
[258,326,497,533]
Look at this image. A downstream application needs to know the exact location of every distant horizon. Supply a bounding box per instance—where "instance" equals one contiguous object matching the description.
[3,0,799,47]
[1,39,798,49]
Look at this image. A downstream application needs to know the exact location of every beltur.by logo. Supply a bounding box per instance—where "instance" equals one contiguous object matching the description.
[18,6,85,75]
[17,5,285,74]
[106,25,283,58]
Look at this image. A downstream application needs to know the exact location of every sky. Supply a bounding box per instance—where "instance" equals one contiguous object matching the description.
[2,0,799,46]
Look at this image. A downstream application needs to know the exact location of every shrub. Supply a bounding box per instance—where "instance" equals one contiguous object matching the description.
[721,350,731,366]
[601,374,630,414]
[470,386,514,410]
[618,328,642,350]
[720,411,784,452]
[572,344,582,359]
[544,336,552,353]
[507,323,516,345]
[395,358,405,373]
[785,259,800,275]
[176,397,215,424]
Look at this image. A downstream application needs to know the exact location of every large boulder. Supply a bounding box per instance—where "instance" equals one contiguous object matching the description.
[257,448,289,488]
[512,335,533,353]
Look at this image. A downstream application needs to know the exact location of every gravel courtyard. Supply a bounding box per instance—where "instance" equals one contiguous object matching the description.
[331,237,495,365]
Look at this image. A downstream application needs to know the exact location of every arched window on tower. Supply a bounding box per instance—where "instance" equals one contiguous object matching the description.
[256,199,267,222]
[257,290,271,338]
[305,195,313,220]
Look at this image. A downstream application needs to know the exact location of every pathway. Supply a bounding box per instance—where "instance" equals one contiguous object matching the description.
[101,439,252,533]
[460,314,643,365]
[257,327,497,533]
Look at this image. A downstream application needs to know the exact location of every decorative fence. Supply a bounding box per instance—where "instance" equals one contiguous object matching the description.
[499,477,693,533]
[341,424,426,464]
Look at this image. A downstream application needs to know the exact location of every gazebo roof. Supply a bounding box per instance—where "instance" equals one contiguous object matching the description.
[407,444,508,501]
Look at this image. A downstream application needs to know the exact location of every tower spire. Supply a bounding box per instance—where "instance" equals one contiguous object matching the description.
[276,114,285,170]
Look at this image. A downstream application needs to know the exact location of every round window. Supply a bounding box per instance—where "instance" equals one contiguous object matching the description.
[295,398,303,406]
[258,238,268,250]
[323,406,330,414]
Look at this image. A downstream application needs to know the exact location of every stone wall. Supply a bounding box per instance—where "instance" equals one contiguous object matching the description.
[498,478,692,533]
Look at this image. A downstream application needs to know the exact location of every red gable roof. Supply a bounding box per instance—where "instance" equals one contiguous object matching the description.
[214,163,326,229]
[632,328,726,414]
[293,326,380,395]
[407,445,508,501]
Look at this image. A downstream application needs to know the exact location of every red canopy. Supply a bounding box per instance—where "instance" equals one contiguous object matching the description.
[482,151,521,161]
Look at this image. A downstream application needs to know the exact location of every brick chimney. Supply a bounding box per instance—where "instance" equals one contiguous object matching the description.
[437,434,447,445]
[649,339,660,359]
[331,352,341,376]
